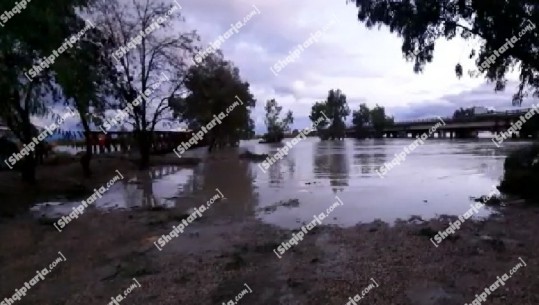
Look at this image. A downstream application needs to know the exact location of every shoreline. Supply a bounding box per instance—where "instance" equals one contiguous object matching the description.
[1,150,538,304]
[0,153,201,217]
[0,199,537,304]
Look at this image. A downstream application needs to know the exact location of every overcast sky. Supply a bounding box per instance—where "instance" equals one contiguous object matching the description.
[38,0,537,134]
[180,0,538,133]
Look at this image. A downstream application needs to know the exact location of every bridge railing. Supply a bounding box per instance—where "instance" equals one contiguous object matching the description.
[388,108,532,126]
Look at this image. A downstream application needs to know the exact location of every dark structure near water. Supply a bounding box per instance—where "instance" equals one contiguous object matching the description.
[69,131,206,155]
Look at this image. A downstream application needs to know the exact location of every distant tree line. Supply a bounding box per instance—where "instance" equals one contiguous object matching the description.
[302,89,393,140]
[309,89,350,140]
[352,103,394,138]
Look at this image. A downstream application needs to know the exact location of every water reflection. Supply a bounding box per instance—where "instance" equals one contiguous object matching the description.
[30,138,533,229]
[313,140,350,192]
[31,165,195,218]
[125,165,190,209]
[192,149,257,219]
[352,139,388,176]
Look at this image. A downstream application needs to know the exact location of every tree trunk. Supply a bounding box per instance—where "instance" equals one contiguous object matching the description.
[207,134,215,152]
[140,145,150,169]
[20,121,36,184]
[81,137,93,178]
[80,120,93,177]
[138,130,151,169]
[21,154,36,184]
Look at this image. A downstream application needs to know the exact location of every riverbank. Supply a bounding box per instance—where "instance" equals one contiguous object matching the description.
[1,141,538,304]
[0,199,538,304]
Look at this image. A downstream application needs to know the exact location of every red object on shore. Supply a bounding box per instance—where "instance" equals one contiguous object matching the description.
[98,134,106,146]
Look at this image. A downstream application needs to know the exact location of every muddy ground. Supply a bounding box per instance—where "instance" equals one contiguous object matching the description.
[0,154,538,304]
[1,202,539,304]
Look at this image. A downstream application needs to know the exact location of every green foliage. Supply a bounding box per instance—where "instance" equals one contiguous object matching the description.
[243,117,256,139]
[350,0,539,105]
[263,99,294,142]
[283,110,294,131]
[0,0,97,182]
[0,0,94,134]
[172,52,256,148]
[499,145,539,202]
[352,103,370,137]
[370,104,392,136]
[351,103,394,138]
[309,101,330,129]
[309,89,350,140]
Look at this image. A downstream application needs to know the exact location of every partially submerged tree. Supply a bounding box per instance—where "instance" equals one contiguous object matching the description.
[262,99,294,143]
[352,103,394,138]
[352,103,370,138]
[370,104,394,137]
[171,52,256,151]
[90,0,198,168]
[349,0,538,105]
[309,89,350,140]
[309,101,331,139]
[243,117,256,140]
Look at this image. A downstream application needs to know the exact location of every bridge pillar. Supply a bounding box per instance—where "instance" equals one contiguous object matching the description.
[455,130,478,138]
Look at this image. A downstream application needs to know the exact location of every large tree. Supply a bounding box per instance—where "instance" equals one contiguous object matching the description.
[349,0,538,105]
[310,89,350,140]
[370,104,394,137]
[0,0,96,182]
[89,0,198,168]
[243,117,256,140]
[263,99,294,143]
[54,24,117,177]
[171,52,256,151]
[352,103,371,138]
[352,103,394,138]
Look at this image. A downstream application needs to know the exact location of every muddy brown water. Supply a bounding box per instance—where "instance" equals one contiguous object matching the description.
[31,138,532,228]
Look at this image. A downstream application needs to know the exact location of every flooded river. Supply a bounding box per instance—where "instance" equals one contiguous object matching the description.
[31,138,532,228]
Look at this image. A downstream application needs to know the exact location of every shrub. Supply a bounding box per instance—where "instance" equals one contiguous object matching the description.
[499,144,539,202]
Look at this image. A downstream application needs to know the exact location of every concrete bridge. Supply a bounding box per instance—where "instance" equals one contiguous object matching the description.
[346,108,538,139]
